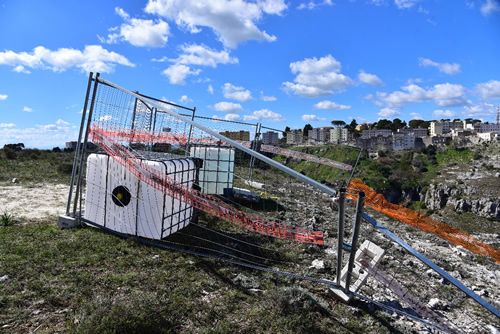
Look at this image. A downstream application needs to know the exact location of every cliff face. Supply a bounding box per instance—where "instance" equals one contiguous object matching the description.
[424,183,500,220]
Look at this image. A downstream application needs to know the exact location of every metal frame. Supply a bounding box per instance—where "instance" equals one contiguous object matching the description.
[95,76,337,198]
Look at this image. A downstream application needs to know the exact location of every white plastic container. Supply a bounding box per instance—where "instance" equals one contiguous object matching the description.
[84,153,198,239]
[190,146,234,194]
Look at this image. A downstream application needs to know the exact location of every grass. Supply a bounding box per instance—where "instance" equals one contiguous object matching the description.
[0,149,75,185]
[1,212,15,227]
[0,220,397,333]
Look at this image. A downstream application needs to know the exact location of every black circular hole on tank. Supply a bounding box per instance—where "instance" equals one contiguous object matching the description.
[112,185,131,207]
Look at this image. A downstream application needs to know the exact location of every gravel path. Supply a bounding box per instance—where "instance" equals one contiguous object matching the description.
[0,183,70,220]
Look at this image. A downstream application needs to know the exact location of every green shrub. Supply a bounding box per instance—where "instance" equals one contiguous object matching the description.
[4,148,17,160]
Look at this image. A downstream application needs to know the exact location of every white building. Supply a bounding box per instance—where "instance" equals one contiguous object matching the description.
[393,133,415,151]
[330,128,350,144]
[361,129,392,139]
[430,120,464,136]
[477,132,498,141]
[262,131,279,145]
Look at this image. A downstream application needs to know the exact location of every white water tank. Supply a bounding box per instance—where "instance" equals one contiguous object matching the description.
[84,153,199,239]
[190,146,235,194]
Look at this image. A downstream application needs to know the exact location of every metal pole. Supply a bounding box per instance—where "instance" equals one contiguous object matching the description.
[73,72,100,218]
[130,94,139,146]
[344,191,365,293]
[248,123,261,181]
[66,72,94,216]
[336,188,346,286]
[185,107,196,156]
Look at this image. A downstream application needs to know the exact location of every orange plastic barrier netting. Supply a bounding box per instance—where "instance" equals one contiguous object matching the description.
[347,178,500,264]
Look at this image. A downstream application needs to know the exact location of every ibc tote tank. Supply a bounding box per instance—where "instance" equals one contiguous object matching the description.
[84,152,200,240]
[189,146,235,195]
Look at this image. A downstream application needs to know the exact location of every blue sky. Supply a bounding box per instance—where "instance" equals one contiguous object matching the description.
[0,0,499,148]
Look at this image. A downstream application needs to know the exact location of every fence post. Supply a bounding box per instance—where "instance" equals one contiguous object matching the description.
[336,188,346,287]
[344,191,365,293]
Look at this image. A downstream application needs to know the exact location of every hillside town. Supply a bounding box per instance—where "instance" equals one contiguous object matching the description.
[280,117,500,152]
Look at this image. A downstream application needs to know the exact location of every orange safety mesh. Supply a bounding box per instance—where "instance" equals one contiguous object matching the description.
[348,178,500,264]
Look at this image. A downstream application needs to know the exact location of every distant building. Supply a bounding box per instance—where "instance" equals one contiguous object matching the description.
[330,128,350,144]
[361,129,392,139]
[286,130,304,144]
[479,123,500,133]
[393,133,415,151]
[219,130,250,141]
[307,128,329,142]
[398,127,428,138]
[262,131,279,145]
[430,120,463,136]
[356,135,392,152]
[477,132,498,141]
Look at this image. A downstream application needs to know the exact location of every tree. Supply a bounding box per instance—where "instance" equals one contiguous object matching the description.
[303,123,313,134]
[348,119,358,131]
[392,118,406,131]
[375,119,392,130]
[331,120,346,128]
[4,143,25,151]
[284,126,291,133]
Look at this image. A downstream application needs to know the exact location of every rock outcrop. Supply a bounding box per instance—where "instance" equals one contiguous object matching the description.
[424,183,500,220]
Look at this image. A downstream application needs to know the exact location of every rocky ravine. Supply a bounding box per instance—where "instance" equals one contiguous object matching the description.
[425,182,500,219]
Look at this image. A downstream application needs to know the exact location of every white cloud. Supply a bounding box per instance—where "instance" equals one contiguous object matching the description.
[314,100,351,110]
[0,123,77,148]
[56,119,70,125]
[297,0,333,10]
[419,58,461,75]
[0,123,15,128]
[144,0,286,48]
[282,55,354,97]
[377,83,467,108]
[0,94,7,100]
[0,45,134,73]
[243,109,285,122]
[100,7,170,47]
[301,114,326,122]
[98,115,113,122]
[395,0,420,9]
[13,65,31,74]
[369,0,388,6]
[224,114,242,121]
[180,95,193,103]
[481,0,500,16]
[462,102,497,118]
[170,44,238,67]
[223,83,252,102]
[475,80,500,100]
[162,64,201,84]
[378,108,401,118]
[260,91,277,101]
[409,112,423,120]
[213,102,243,113]
[358,70,383,86]
[208,84,214,94]
[23,106,33,112]
[433,109,457,118]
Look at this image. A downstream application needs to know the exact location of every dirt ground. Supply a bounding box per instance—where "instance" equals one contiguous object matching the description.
[0,183,70,221]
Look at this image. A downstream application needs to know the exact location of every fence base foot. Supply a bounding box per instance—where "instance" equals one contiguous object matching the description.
[329,285,352,303]
[57,215,80,229]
